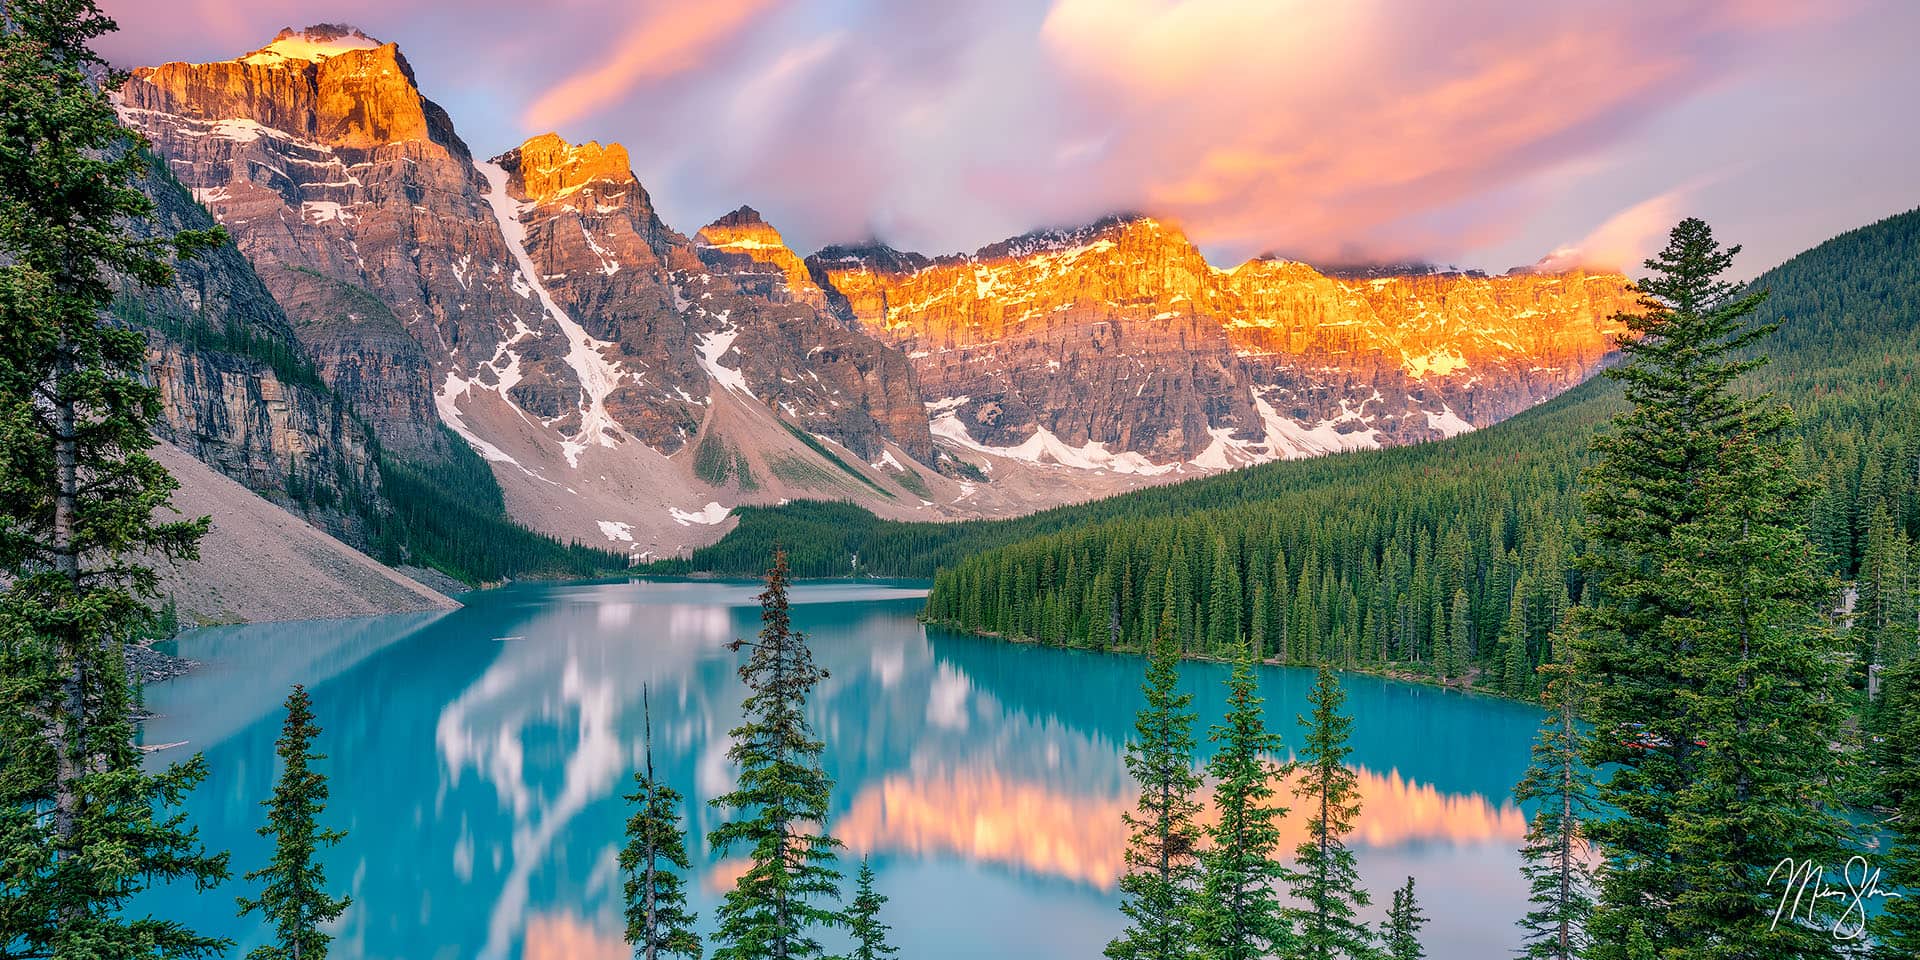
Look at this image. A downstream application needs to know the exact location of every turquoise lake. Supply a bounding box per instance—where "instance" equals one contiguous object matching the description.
[138,578,1546,959]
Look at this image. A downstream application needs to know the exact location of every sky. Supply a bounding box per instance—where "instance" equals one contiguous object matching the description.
[99,0,1920,276]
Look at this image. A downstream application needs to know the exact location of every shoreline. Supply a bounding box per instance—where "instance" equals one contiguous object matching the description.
[917,616,1538,708]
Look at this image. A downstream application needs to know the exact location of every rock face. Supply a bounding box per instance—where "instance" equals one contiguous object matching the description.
[126,150,383,546]
[118,25,549,457]
[120,24,1639,560]
[488,137,933,461]
[811,216,1639,471]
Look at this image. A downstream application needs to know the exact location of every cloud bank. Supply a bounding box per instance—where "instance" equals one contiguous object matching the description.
[100,0,1917,273]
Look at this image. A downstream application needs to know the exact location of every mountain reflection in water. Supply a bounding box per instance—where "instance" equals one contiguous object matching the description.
[139,578,1543,960]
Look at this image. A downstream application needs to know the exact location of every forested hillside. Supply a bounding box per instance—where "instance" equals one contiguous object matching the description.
[665,206,1920,694]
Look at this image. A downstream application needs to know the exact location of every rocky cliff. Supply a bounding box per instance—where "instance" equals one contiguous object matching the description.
[119,24,1641,562]
[125,149,383,545]
[812,216,1638,471]
[118,25,544,458]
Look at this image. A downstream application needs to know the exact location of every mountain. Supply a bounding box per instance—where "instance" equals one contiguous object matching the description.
[813,215,1639,469]
[667,198,1920,675]
[118,24,1641,566]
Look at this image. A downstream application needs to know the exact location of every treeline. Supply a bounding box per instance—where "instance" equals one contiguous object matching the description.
[919,207,1920,695]
[366,426,630,584]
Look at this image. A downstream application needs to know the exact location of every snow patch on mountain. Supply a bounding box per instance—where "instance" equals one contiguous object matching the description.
[477,160,628,468]
[669,502,731,526]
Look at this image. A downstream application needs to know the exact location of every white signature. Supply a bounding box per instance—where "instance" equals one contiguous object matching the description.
[1770,856,1904,941]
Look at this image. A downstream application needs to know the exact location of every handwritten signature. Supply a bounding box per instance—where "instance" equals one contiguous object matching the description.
[1770,856,1904,941]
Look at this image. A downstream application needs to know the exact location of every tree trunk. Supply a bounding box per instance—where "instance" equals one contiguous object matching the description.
[50,347,82,864]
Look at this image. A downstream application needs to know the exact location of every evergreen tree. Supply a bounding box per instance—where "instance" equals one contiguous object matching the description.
[1380,877,1427,960]
[709,551,843,960]
[1192,652,1292,960]
[1573,218,1850,959]
[1871,656,1920,958]
[1286,666,1378,960]
[236,686,350,960]
[1512,661,1593,960]
[843,857,896,960]
[1107,629,1203,960]
[0,2,229,954]
[1502,581,1530,696]
[624,688,701,960]
[1858,502,1915,671]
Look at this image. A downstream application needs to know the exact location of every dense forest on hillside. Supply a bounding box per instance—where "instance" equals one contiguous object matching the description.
[662,207,1920,694]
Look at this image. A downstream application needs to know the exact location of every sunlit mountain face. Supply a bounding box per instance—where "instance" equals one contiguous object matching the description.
[140,580,1545,959]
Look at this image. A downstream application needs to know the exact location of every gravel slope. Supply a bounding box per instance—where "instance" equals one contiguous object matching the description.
[151,440,459,623]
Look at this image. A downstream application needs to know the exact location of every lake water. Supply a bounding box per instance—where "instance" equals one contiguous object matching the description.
[139,578,1546,960]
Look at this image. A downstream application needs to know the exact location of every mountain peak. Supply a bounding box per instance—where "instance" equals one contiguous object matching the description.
[241,24,384,65]
[697,206,788,249]
[498,133,636,203]
[710,205,768,229]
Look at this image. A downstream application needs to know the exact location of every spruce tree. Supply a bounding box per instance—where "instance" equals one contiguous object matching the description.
[1380,876,1427,960]
[1512,660,1592,960]
[1572,218,1850,959]
[1107,627,1203,960]
[1502,581,1530,696]
[236,685,350,960]
[624,687,700,960]
[0,1,229,955]
[1871,656,1920,959]
[709,551,843,960]
[1285,665,1378,960]
[843,856,896,960]
[1192,652,1292,960]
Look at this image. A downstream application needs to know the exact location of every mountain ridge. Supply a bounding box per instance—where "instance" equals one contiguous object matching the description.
[116,23,1646,570]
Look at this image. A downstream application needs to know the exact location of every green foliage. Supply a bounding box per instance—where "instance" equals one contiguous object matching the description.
[888,464,929,500]
[0,1,230,954]
[369,425,628,584]
[708,552,843,960]
[1380,877,1427,960]
[1871,657,1920,958]
[1572,219,1850,959]
[1192,653,1293,960]
[236,685,350,960]
[1513,661,1593,960]
[113,291,330,393]
[693,432,756,491]
[1286,666,1378,960]
[777,420,891,497]
[843,857,896,960]
[623,689,701,960]
[1106,631,1203,960]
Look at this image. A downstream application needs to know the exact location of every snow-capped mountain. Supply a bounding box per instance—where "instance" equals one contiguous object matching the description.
[117,25,1640,561]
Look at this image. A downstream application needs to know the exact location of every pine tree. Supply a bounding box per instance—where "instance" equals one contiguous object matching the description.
[1192,652,1292,960]
[1446,588,1470,682]
[1502,581,1530,696]
[1286,665,1378,960]
[1108,625,1202,960]
[1512,661,1593,960]
[709,551,843,960]
[843,856,896,960]
[1573,218,1850,959]
[624,687,701,960]
[1858,502,1915,671]
[0,2,230,954]
[1871,656,1920,958]
[1207,539,1242,654]
[236,686,350,960]
[1380,876,1427,960]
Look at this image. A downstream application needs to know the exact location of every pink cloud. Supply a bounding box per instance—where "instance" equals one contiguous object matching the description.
[1536,186,1694,273]
[521,0,781,132]
[1029,0,1783,263]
